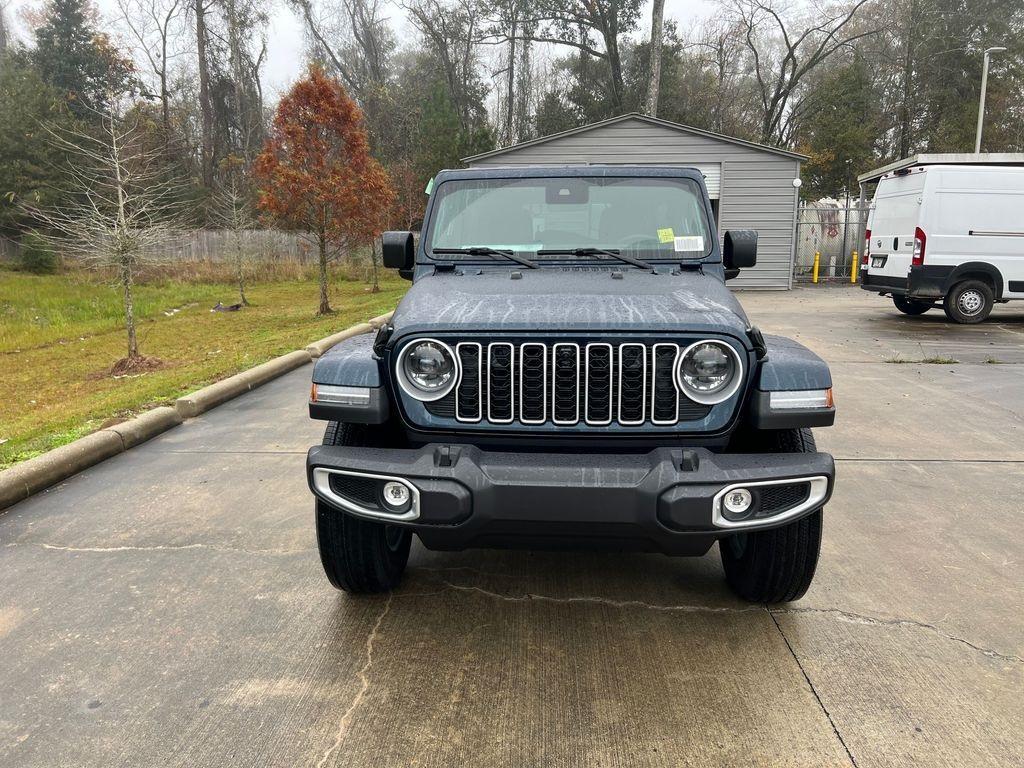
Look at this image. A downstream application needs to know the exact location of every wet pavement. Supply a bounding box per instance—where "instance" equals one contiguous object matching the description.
[1,286,1021,767]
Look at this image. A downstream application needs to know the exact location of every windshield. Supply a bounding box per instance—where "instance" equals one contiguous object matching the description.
[425,177,713,260]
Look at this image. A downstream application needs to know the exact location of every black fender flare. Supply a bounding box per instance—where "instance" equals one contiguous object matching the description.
[946,262,1004,299]
[310,332,390,423]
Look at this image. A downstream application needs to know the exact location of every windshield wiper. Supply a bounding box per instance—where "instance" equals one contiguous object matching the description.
[433,247,538,269]
[537,247,655,272]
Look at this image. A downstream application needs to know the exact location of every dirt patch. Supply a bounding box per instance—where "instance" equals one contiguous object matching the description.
[86,355,168,380]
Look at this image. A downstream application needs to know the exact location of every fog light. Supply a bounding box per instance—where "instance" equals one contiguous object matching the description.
[381,481,411,510]
[722,488,753,520]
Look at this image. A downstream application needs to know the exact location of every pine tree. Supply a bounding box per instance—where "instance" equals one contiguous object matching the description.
[32,0,132,113]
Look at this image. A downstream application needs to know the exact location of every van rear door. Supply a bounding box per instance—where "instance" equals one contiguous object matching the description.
[867,170,927,282]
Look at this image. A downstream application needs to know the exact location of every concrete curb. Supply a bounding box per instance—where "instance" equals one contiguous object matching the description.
[105,406,183,450]
[175,350,312,418]
[305,323,372,358]
[305,311,393,358]
[0,311,395,513]
[0,431,123,509]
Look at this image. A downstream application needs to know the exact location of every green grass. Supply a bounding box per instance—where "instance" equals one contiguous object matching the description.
[885,355,959,365]
[0,268,407,468]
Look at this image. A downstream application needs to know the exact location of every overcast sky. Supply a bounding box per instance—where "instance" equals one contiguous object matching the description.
[7,0,718,100]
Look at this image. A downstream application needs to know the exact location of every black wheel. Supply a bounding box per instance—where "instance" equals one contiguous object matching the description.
[720,428,823,603]
[316,421,412,593]
[943,280,993,324]
[892,296,931,315]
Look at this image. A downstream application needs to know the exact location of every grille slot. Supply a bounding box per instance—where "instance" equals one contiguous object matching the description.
[651,344,679,424]
[552,344,580,424]
[617,344,647,425]
[455,342,482,421]
[426,339,717,428]
[585,343,613,425]
[519,344,547,424]
[487,343,515,423]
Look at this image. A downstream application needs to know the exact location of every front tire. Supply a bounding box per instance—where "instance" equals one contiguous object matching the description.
[720,428,823,603]
[893,296,931,315]
[943,279,993,324]
[317,422,412,593]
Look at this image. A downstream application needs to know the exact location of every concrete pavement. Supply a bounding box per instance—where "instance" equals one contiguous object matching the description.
[1,287,1021,767]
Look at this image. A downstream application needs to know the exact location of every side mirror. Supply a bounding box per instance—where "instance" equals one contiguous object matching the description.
[382,231,414,271]
[723,230,757,271]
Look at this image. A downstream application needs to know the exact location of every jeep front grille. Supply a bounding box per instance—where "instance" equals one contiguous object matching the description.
[425,341,712,427]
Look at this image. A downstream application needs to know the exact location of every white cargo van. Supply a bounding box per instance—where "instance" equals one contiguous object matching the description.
[860,164,1024,323]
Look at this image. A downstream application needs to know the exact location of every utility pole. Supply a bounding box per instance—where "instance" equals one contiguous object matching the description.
[974,46,1006,153]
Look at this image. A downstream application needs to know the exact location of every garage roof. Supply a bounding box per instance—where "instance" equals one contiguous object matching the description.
[462,113,809,164]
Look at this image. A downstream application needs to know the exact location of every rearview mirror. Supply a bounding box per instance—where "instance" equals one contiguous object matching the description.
[723,230,757,271]
[382,231,414,271]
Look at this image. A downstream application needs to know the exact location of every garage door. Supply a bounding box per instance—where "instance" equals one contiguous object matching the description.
[691,164,721,198]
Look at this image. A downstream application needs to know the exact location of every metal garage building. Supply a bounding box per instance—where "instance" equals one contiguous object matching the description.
[463,113,806,289]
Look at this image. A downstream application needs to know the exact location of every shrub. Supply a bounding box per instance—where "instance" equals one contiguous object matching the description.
[18,233,59,274]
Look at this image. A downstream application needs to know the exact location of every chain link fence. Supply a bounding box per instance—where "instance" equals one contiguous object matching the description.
[794,204,871,283]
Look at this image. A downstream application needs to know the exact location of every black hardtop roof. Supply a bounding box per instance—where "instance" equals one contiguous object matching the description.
[433,166,707,183]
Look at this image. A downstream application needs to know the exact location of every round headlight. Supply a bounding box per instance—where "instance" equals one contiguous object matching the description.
[676,340,742,405]
[396,339,459,401]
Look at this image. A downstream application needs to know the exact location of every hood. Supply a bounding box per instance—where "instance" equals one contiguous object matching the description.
[390,268,751,340]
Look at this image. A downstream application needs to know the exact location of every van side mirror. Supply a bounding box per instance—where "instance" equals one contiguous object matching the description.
[723,230,757,272]
[382,231,414,271]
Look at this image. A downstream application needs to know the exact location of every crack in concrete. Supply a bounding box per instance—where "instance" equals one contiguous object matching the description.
[772,606,1024,665]
[432,579,1022,665]
[3,541,312,557]
[415,565,533,580]
[439,580,762,614]
[316,593,393,768]
[768,610,858,767]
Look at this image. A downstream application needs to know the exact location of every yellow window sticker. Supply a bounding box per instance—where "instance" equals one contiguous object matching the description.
[657,228,675,243]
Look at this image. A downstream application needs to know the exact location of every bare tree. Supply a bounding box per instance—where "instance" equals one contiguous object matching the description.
[116,0,185,134]
[191,0,216,187]
[210,156,256,306]
[402,0,483,132]
[523,0,644,112]
[691,18,759,136]
[728,0,877,145]
[482,0,525,145]
[29,95,188,372]
[646,0,665,116]
[221,0,268,162]
[289,0,394,98]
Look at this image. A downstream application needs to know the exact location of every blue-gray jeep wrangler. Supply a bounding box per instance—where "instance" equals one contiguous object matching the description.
[306,166,836,603]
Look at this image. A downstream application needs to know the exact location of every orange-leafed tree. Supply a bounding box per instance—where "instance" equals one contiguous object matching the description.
[254,65,394,315]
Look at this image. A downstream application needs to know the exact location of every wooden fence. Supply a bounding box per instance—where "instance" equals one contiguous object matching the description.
[1,230,329,266]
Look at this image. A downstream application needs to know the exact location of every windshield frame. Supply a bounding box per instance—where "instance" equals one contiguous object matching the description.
[420,173,718,265]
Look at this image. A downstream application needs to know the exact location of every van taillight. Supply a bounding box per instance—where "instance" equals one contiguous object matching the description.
[913,227,926,266]
[862,229,871,264]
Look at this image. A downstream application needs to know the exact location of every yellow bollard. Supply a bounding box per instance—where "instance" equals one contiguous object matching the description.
[850,250,859,284]
[812,251,820,284]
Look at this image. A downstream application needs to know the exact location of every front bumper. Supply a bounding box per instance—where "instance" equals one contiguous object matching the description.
[307,444,835,556]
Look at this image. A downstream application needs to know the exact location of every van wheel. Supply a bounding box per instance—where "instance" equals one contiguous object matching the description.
[893,296,931,315]
[317,422,412,593]
[720,428,823,604]
[943,280,993,324]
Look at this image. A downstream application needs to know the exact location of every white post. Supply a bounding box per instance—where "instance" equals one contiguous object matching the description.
[975,46,1006,154]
